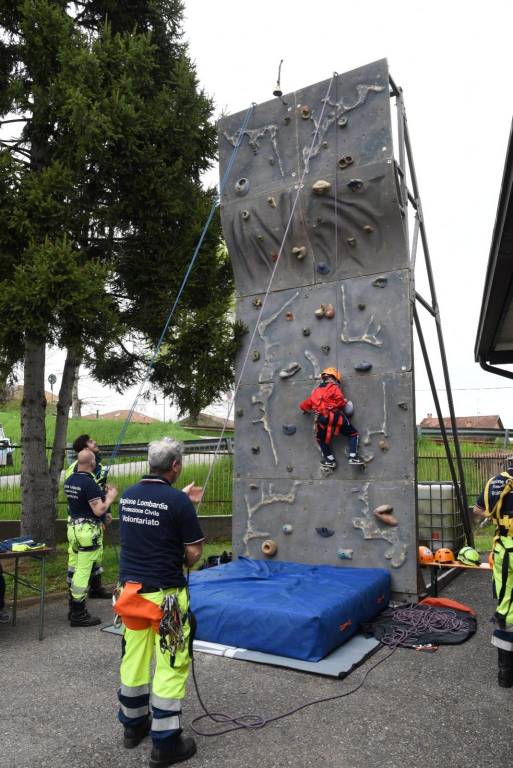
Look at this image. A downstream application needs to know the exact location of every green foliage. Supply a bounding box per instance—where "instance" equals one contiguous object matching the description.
[0,0,240,414]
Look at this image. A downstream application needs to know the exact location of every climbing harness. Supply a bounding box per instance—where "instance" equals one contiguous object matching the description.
[484,472,513,539]
[159,593,186,666]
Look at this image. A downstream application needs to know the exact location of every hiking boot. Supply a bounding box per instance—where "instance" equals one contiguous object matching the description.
[89,574,112,599]
[124,717,151,748]
[149,734,197,767]
[69,599,101,627]
[498,649,513,687]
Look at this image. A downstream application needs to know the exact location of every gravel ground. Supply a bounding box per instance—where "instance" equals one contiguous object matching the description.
[1,571,512,768]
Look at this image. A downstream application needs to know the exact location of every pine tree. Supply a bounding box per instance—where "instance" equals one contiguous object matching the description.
[0,1,237,542]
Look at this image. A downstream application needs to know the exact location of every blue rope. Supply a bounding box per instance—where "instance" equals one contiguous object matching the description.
[105,103,255,473]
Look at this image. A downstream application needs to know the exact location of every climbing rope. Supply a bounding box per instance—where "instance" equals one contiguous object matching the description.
[377,604,472,648]
[104,102,256,475]
[196,73,337,513]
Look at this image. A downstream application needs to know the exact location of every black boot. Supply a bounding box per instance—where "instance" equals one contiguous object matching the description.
[123,716,151,748]
[69,599,101,627]
[498,648,513,688]
[149,734,197,767]
[67,590,73,620]
[89,573,112,599]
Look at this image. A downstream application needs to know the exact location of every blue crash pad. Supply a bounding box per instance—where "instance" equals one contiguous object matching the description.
[189,558,390,662]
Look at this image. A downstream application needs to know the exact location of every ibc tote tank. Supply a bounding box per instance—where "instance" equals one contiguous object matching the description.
[417,482,464,553]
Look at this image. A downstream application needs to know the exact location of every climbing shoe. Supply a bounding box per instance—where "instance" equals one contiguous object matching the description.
[89,574,112,599]
[123,717,151,748]
[69,600,101,627]
[149,734,197,767]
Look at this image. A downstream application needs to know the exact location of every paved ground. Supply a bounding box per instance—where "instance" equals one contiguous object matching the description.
[1,572,512,768]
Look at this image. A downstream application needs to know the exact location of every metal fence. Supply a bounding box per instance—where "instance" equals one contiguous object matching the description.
[0,439,510,520]
[0,438,234,520]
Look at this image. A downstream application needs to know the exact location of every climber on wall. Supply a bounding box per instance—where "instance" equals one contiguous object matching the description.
[299,367,362,469]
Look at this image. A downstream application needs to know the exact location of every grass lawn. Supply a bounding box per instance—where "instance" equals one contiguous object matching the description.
[2,540,232,601]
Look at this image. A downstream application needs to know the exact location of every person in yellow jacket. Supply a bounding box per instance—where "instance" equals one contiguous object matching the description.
[115,438,203,767]
[474,457,513,687]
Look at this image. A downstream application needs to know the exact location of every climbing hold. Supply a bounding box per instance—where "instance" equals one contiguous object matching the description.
[252,297,262,308]
[322,141,328,148]
[249,483,259,489]
[372,277,388,288]
[241,210,250,220]
[235,178,249,196]
[355,361,372,372]
[292,246,307,260]
[398,402,409,410]
[252,350,260,361]
[285,311,293,321]
[257,234,264,241]
[378,439,389,452]
[262,539,278,557]
[236,408,244,417]
[302,328,311,337]
[283,115,291,125]
[282,424,297,436]
[358,303,366,311]
[315,305,326,319]
[347,179,364,192]
[279,362,301,379]
[347,237,356,247]
[321,345,330,355]
[301,105,310,119]
[338,116,348,128]
[267,196,277,208]
[251,444,260,454]
[312,179,331,195]
[271,250,279,262]
[337,549,353,560]
[363,224,374,234]
[373,505,398,527]
[316,527,335,538]
[286,465,294,473]
[269,157,275,165]
[338,155,353,169]
[324,304,335,319]
[316,262,330,275]
[282,524,293,535]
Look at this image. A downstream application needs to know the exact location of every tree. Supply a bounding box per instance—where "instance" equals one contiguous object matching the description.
[0,1,238,543]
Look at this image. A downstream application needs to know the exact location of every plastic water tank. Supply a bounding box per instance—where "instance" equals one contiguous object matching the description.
[417,482,464,553]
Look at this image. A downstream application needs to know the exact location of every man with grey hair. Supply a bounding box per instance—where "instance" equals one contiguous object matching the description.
[116,438,204,766]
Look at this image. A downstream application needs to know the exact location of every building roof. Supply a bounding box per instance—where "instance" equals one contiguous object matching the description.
[475,120,513,364]
[82,410,158,423]
[419,414,504,429]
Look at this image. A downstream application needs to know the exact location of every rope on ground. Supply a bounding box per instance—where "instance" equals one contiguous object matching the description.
[104,102,256,474]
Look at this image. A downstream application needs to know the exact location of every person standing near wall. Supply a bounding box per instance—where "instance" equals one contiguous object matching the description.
[474,457,513,687]
[114,438,204,767]
[64,449,118,627]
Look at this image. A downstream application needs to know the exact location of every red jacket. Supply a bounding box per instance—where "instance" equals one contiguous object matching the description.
[299,382,347,417]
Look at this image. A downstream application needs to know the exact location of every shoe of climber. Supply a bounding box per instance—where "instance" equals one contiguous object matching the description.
[348,455,364,465]
[320,456,337,468]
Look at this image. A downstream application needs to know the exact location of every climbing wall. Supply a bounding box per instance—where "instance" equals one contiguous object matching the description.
[219,59,417,597]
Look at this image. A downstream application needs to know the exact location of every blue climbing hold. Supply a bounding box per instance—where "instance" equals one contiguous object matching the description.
[316,527,335,538]
[316,262,330,275]
[282,424,297,436]
[355,361,372,372]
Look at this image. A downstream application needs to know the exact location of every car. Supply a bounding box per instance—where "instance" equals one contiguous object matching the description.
[0,424,14,467]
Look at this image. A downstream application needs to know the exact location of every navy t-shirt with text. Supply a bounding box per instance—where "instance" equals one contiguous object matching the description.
[64,471,104,520]
[119,476,205,588]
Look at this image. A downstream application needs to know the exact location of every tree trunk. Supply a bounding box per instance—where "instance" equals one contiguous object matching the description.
[49,349,80,495]
[71,362,81,418]
[20,339,54,544]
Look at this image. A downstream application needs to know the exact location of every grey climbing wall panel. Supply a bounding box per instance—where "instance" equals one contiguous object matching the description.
[219,59,417,597]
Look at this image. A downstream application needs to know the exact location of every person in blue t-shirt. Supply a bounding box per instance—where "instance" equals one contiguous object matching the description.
[116,438,204,766]
[64,449,117,627]
[65,433,111,599]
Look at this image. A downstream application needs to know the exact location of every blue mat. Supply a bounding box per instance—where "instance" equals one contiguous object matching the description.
[189,558,390,662]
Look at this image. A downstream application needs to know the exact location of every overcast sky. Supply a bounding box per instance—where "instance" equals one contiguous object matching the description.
[45,0,513,425]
